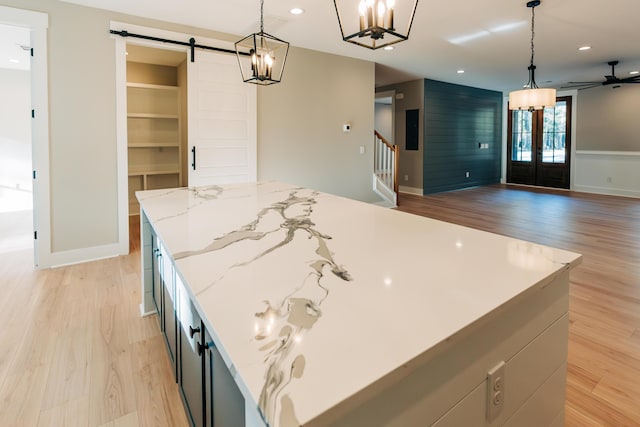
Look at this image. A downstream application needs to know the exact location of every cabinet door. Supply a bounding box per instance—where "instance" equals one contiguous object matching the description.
[178,279,204,427]
[151,235,162,324]
[179,321,204,427]
[203,329,246,427]
[162,269,178,381]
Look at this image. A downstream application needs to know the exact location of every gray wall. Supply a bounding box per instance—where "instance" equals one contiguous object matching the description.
[577,84,640,151]
[377,80,424,190]
[258,47,378,203]
[0,0,377,255]
[374,103,393,143]
[378,78,502,194]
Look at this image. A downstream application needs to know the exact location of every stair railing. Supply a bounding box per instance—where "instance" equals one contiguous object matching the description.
[374,130,399,194]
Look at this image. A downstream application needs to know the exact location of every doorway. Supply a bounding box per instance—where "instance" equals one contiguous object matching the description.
[114,23,258,251]
[1,6,50,267]
[0,23,32,254]
[507,96,572,189]
[375,91,394,144]
[125,44,188,217]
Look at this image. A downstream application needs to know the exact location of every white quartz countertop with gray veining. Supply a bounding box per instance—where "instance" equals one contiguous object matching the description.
[137,181,582,427]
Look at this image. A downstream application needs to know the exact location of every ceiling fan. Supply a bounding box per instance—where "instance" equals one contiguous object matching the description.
[562,61,640,90]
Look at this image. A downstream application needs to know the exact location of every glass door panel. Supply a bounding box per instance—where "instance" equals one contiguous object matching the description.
[511,110,533,162]
[542,101,567,164]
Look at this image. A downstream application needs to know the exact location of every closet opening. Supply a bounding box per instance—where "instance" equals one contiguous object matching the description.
[125,44,188,242]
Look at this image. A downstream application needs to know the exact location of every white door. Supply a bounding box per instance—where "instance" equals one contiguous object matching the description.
[187,51,257,187]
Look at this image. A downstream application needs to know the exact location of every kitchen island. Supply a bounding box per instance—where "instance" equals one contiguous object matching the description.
[137,181,582,427]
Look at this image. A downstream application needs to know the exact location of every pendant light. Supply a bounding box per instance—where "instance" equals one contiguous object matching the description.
[235,0,289,85]
[509,0,556,111]
[334,0,419,50]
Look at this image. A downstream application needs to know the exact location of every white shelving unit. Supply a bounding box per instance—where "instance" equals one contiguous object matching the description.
[127,82,182,214]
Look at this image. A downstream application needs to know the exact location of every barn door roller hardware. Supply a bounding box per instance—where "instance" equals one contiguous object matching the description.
[109,29,250,62]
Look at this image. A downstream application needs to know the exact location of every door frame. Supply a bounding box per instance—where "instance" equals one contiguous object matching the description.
[111,21,238,250]
[1,6,50,267]
[502,89,579,189]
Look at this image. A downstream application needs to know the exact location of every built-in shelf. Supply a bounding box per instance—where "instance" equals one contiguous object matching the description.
[127,77,182,215]
[127,112,179,119]
[127,82,179,91]
[129,169,180,177]
[128,142,180,148]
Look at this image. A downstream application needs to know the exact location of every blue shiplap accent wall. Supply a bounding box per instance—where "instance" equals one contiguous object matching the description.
[423,79,503,195]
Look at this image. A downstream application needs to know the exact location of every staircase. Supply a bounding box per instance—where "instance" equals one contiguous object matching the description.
[373,130,399,207]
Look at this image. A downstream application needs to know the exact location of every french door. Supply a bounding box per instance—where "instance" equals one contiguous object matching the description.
[507,96,572,189]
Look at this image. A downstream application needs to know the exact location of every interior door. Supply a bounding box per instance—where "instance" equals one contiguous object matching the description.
[507,96,572,189]
[187,51,257,187]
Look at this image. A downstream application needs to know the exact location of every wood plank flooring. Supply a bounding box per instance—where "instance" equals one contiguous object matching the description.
[0,185,638,426]
[397,184,640,426]
[0,216,188,427]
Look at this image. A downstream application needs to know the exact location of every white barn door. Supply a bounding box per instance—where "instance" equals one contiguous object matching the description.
[187,51,257,187]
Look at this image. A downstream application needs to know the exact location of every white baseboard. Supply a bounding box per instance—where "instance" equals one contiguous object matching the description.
[573,185,640,199]
[399,186,423,195]
[372,200,396,208]
[47,241,128,268]
[139,303,156,317]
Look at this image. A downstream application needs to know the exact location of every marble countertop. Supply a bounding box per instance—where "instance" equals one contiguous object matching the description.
[137,182,582,427]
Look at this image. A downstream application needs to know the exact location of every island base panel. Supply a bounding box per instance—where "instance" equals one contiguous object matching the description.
[320,272,569,427]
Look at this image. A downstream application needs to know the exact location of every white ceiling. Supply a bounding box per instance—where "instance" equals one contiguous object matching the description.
[41,1,640,91]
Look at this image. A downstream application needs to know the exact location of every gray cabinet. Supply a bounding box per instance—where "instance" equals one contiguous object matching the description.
[179,317,204,427]
[150,228,250,427]
[151,235,161,316]
[177,275,205,427]
[161,259,178,380]
[204,329,245,427]
[152,237,178,381]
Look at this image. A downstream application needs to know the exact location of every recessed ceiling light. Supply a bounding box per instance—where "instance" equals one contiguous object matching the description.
[578,46,591,51]
[457,69,465,74]
[630,70,639,75]
[289,7,304,15]
[8,59,19,63]
[383,46,394,51]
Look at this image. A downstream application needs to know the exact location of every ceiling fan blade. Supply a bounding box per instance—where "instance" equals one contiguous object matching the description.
[560,83,601,90]
[620,75,640,83]
[563,61,636,90]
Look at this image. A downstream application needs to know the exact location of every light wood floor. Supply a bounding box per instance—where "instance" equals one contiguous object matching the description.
[397,185,640,427]
[0,185,638,426]
[0,216,188,427]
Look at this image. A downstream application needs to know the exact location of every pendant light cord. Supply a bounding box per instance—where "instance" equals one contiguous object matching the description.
[260,0,265,34]
[530,6,536,67]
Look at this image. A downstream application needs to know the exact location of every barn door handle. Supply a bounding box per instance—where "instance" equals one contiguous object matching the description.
[189,325,200,338]
[191,146,196,170]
